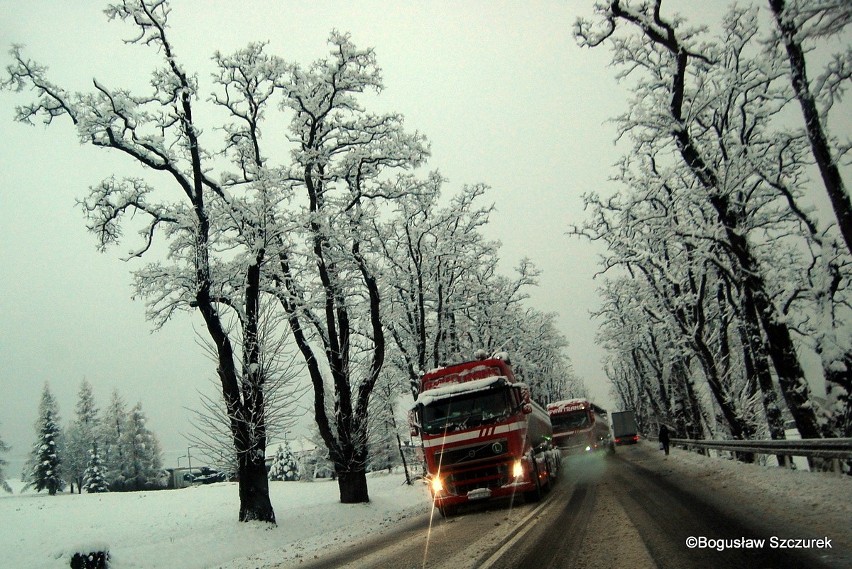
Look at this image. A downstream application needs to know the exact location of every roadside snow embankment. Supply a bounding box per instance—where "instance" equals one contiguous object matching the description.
[627,441,852,555]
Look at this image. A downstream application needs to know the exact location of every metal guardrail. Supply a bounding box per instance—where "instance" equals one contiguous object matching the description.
[669,437,852,460]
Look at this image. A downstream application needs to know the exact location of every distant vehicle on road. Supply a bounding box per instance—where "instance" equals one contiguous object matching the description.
[547,399,614,454]
[611,410,640,445]
[184,467,227,484]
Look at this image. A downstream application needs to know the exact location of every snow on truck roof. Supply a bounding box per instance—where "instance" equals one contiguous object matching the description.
[415,377,532,408]
[415,356,518,407]
[547,398,593,414]
[415,376,510,407]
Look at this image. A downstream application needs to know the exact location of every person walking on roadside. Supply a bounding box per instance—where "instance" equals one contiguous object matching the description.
[659,424,670,456]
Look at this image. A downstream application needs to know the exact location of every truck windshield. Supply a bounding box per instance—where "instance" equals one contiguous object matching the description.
[421,389,512,435]
[551,410,589,432]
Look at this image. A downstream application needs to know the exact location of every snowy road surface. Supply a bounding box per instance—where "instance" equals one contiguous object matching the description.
[294,444,851,569]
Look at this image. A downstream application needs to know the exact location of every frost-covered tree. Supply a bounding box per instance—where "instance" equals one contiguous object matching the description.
[83,443,109,493]
[115,402,163,491]
[0,427,12,493]
[376,182,581,406]
[574,0,836,445]
[768,0,851,255]
[3,0,280,521]
[596,277,711,441]
[375,180,496,392]
[65,379,100,494]
[100,389,127,488]
[268,442,299,482]
[269,32,428,504]
[28,383,64,495]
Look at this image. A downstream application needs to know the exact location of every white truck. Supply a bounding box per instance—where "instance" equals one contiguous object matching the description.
[611,410,639,445]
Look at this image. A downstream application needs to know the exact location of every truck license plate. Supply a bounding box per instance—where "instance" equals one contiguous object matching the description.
[467,488,492,500]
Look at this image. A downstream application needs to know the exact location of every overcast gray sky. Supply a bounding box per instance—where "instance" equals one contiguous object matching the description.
[0,1,738,469]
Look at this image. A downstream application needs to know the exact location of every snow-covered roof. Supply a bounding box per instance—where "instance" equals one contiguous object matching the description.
[547,398,590,414]
[414,376,508,407]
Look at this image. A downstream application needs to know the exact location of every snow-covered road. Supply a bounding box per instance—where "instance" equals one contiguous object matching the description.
[296,442,852,569]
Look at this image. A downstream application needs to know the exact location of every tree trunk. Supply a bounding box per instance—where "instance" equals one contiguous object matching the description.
[237,456,275,523]
[738,291,789,466]
[730,232,822,440]
[396,432,412,485]
[337,466,370,503]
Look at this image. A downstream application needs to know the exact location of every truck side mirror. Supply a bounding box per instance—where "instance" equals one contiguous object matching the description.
[519,386,532,414]
[408,408,421,437]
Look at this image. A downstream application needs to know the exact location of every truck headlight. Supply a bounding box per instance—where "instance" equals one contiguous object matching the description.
[430,476,444,493]
[512,460,524,479]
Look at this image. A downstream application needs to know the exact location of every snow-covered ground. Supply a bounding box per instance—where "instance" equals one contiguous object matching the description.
[645,441,852,548]
[0,471,430,569]
[2,448,850,569]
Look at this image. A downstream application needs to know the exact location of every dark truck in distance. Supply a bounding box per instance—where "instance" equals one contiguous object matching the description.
[611,410,640,445]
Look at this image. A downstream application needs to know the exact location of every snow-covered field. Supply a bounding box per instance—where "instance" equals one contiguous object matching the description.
[2,448,850,569]
[0,471,430,569]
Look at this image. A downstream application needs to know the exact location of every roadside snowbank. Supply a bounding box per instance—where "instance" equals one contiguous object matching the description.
[625,441,852,558]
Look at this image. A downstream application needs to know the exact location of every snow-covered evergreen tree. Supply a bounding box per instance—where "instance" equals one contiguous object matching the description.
[0,427,11,493]
[100,389,127,490]
[65,379,100,494]
[268,445,286,481]
[116,402,163,491]
[28,383,64,495]
[83,443,109,493]
[268,442,300,481]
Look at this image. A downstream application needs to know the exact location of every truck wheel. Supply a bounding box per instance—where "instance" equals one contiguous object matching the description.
[524,456,543,503]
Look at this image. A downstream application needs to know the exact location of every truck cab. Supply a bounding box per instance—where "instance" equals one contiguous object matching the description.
[547,399,614,455]
[410,354,559,516]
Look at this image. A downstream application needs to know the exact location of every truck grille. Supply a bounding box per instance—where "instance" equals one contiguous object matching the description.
[447,460,510,495]
[436,438,509,466]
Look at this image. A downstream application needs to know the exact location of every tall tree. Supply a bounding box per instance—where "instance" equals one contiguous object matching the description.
[768,0,851,254]
[270,32,429,503]
[65,379,100,494]
[4,1,278,521]
[0,427,12,493]
[376,181,581,404]
[100,389,127,489]
[28,383,64,495]
[376,180,495,391]
[116,402,163,491]
[575,0,826,441]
